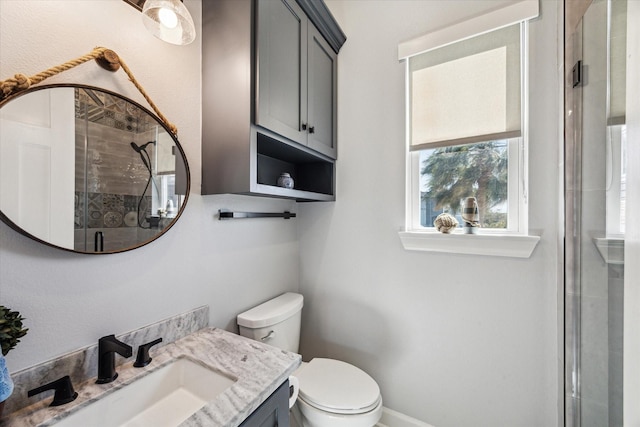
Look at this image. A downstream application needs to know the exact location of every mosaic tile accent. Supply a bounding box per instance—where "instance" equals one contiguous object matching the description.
[102,194,123,211]
[74,193,151,230]
[123,195,138,211]
[87,193,103,228]
[103,211,123,228]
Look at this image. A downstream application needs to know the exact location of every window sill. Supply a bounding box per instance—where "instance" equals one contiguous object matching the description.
[398,231,540,258]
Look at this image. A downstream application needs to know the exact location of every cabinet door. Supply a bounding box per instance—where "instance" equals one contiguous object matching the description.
[256,0,308,146]
[240,380,290,427]
[307,24,338,159]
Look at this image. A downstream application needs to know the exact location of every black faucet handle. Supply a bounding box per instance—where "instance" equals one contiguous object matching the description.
[27,375,78,407]
[133,337,163,368]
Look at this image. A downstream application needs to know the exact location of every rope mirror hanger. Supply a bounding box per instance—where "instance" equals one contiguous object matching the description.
[0,47,177,136]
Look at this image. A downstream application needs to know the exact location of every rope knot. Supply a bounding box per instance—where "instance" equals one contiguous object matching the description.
[14,73,31,89]
[0,73,31,99]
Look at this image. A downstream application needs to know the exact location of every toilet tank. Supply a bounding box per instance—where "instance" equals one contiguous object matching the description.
[237,292,303,353]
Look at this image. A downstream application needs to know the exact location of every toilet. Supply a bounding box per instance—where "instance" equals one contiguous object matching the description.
[237,292,383,427]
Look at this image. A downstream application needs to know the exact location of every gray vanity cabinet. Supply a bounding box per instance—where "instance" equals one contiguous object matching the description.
[202,0,344,201]
[240,380,290,427]
[256,0,338,159]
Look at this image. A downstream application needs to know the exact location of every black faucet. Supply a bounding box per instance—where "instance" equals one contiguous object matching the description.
[96,334,132,384]
[27,375,78,406]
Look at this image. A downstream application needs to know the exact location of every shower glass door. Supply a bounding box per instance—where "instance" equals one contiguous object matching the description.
[564,0,628,425]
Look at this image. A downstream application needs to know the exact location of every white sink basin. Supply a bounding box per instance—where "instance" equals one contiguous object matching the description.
[54,357,236,427]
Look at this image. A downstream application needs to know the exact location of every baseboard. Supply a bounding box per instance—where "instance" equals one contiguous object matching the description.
[377,407,436,427]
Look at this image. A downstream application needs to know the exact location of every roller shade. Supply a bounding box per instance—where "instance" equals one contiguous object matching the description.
[399,1,538,151]
[408,24,522,150]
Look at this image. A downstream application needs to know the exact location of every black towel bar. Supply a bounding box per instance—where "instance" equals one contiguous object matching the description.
[218,210,296,220]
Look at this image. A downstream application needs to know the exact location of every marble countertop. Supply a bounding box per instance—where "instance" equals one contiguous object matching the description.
[2,327,301,427]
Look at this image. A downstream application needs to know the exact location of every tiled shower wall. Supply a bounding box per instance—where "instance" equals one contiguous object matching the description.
[73,101,158,251]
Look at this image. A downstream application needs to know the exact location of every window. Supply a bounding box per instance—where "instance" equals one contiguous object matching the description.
[606,123,627,238]
[413,138,523,233]
[406,22,526,234]
[397,1,540,257]
[152,174,181,218]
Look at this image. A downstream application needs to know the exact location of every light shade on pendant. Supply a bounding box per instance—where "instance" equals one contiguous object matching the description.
[142,0,195,45]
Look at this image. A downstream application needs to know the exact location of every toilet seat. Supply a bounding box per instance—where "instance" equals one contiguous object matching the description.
[296,358,381,415]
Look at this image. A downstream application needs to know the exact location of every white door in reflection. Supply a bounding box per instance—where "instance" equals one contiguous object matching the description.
[0,88,75,247]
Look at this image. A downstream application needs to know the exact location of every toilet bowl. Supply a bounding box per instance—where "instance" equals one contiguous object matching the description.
[293,358,383,427]
[237,293,383,427]
[294,394,383,427]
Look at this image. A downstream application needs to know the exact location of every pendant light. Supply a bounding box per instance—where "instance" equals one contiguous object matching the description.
[141,0,195,45]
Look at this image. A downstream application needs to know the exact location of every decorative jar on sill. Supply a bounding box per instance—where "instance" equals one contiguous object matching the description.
[462,197,479,234]
[277,173,294,189]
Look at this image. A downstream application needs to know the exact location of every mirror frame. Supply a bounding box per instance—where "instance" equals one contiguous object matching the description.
[0,84,191,254]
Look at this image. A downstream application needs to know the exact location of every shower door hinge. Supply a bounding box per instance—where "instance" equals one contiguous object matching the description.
[572,60,583,88]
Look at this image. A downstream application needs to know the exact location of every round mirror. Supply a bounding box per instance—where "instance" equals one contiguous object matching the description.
[0,84,190,254]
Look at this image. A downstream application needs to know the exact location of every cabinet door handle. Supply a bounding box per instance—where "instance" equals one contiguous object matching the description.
[301,123,307,131]
[308,126,315,134]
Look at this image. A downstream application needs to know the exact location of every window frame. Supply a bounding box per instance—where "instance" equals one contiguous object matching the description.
[408,137,526,234]
[399,21,539,257]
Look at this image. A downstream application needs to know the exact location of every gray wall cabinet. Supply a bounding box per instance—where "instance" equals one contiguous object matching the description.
[240,380,290,427]
[202,0,345,201]
[256,0,337,159]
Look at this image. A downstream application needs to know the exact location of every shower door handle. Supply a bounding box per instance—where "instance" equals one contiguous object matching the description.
[94,231,104,252]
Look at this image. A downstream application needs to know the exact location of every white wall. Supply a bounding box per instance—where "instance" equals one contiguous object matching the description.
[298,1,561,426]
[0,0,299,372]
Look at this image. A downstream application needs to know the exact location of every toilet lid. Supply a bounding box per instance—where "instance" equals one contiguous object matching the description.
[296,358,381,415]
